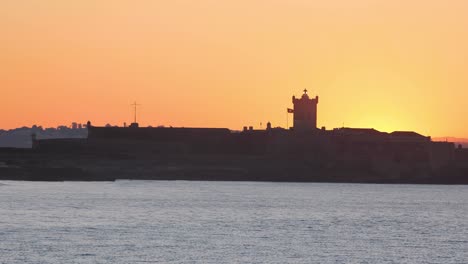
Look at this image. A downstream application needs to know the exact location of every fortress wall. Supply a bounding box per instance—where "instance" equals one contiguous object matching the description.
[429,142,455,169]
[88,126,230,141]
[33,138,88,152]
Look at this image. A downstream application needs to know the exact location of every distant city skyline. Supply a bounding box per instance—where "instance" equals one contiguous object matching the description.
[1,1,468,137]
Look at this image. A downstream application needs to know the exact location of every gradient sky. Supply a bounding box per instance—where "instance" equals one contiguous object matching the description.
[1,1,468,137]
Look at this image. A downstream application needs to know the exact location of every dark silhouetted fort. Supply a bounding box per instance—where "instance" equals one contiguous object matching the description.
[1,90,468,184]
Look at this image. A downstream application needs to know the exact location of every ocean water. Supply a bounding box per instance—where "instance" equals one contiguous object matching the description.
[0,181,467,264]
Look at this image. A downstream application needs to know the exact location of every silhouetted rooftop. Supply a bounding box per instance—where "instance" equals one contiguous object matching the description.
[390,131,425,138]
[333,128,383,136]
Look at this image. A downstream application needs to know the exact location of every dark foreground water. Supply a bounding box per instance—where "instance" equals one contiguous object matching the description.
[0,181,467,263]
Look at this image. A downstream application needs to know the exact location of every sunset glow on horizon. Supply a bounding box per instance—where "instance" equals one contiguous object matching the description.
[2,1,468,137]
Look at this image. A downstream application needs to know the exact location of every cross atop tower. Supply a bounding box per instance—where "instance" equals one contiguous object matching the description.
[303,89,308,94]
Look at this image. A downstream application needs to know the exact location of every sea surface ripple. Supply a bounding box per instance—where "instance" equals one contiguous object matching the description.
[0,180,467,263]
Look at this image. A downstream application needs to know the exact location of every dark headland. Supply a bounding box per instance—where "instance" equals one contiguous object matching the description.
[1,90,468,184]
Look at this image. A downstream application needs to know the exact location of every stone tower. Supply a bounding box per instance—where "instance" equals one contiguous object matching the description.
[292,89,318,131]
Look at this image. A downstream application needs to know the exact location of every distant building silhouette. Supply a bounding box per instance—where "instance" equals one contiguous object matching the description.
[18,90,468,184]
[292,89,318,131]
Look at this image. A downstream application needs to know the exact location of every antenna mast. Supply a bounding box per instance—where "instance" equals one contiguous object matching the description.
[131,101,141,123]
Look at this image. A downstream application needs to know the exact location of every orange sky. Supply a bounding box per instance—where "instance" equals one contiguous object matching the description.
[1,1,468,137]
